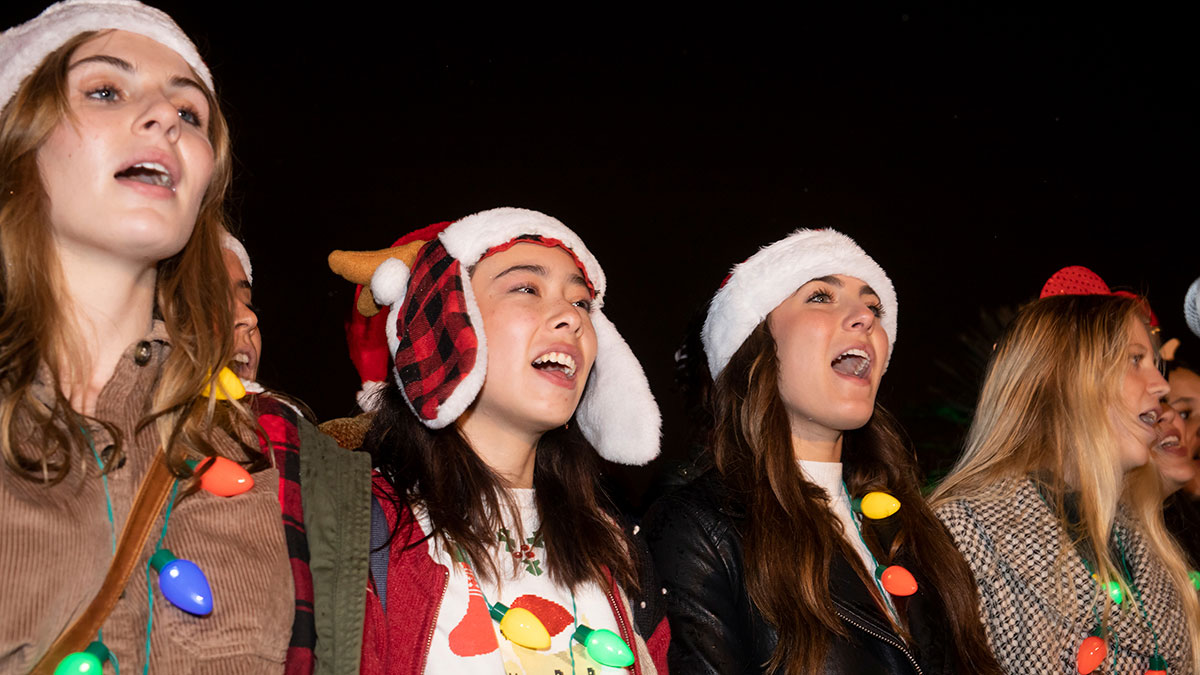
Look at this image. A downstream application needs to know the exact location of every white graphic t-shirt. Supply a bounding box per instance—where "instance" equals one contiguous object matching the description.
[420,488,631,675]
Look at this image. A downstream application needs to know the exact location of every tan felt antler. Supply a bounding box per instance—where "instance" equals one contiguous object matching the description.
[328,240,427,317]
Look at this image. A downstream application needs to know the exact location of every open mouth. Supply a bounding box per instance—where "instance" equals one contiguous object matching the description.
[230,352,254,379]
[1138,410,1159,427]
[115,161,175,190]
[532,351,577,379]
[831,348,871,379]
[1157,434,1186,457]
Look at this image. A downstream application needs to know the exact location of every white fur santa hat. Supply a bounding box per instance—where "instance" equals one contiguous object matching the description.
[367,207,661,466]
[1,0,212,112]
[702,228,898,378]
[221,232,252,286]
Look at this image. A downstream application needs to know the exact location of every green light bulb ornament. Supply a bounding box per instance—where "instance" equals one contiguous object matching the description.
[572,625,635,668]
[1090,574,1124,604]
[1189,569,1199,591]
[54,641,111,674]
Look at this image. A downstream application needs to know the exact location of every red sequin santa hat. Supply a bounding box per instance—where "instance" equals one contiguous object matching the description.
[1039,265,1159,327]
[330,207,660,466]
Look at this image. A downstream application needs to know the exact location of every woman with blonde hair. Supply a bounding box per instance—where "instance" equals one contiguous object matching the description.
[0,2,364,672]
[931,294,1200,674]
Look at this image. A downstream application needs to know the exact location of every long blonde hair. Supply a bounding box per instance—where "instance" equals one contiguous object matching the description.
[930,294,1200,670]
[0,31,259,483]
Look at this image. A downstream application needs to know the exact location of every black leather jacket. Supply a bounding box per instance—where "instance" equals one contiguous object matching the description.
[641,471,959,675]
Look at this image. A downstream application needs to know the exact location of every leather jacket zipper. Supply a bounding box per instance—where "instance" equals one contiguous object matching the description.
[420,566,450,671]
[605,584,640,675]
[835,609,924,675]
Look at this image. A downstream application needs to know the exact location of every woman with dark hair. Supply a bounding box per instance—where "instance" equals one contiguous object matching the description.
[351,208,668,674]
[931,295,1200,673]
[643,229,1001,674]
[0,2,332,672]
[1163,342,1200,567]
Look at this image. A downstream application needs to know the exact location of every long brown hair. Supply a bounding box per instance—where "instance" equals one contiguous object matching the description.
[368,380,639,593]
[714,323,1002,674]
[930,295,1200,671]
[0,31,261,484]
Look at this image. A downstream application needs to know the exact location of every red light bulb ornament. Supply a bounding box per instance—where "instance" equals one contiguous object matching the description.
[572,625,635,668]
[875,565,918,596]
[1145,654,1168,675]
[54,641,111,674]
[151,549,213,615]
[186,456,253,497]
[1076,629,1107,674]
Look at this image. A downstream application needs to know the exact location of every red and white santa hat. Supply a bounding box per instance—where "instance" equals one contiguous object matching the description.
[367,207,661,466]
[702,228,898,378]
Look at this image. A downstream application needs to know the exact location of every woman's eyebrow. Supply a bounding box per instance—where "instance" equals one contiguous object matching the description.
[69,54,132,72]
[493,264,546,281]
[859,284,879,298]
[69,54,207,97]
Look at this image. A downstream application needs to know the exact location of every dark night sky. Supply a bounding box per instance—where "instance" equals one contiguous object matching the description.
[6,4,1198,506]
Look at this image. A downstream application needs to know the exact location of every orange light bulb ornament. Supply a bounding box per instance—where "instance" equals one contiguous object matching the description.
[187,456,254,497]
[1076,631,1107,674]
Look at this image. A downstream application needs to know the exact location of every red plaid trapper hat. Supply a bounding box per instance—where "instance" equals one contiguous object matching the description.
[368,207,661,466]
[394,239,479,421]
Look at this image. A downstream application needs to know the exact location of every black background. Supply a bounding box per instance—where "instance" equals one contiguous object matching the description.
[6,3,1197,508]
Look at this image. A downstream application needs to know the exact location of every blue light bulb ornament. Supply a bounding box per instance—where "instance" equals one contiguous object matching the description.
[54,641,111,674]
[151,549,213,615]
[572,625,635,668]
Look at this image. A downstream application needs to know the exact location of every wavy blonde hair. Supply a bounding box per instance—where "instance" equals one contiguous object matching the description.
[0,31,260,484]
[930,294,1200,670]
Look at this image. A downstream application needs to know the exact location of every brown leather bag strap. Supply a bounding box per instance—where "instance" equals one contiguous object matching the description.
[31,448,176,674]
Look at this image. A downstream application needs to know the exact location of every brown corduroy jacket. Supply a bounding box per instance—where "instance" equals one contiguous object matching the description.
[0,324,293,674]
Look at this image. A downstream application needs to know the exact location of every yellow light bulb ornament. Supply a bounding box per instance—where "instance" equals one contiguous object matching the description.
[852,491,901,520]
[201,367,246,401]
[489,602,550,650]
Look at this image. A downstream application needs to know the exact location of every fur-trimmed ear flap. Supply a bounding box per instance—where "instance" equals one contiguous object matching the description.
[371,257,410,307]
[576,312,661,465]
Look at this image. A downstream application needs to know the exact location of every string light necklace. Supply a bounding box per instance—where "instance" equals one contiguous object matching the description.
[841,483,918,604]
[454,546,636,670]
[55,368,250,674]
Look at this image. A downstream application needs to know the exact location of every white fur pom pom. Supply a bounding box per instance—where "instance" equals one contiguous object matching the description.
[371,257,410,307]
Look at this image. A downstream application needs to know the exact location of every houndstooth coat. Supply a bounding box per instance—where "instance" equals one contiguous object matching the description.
[934,477,1194,674]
